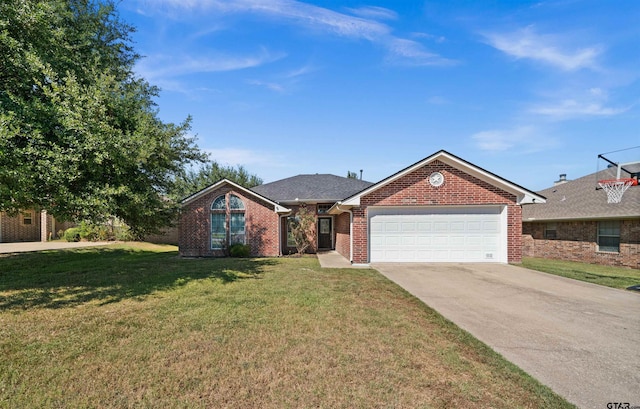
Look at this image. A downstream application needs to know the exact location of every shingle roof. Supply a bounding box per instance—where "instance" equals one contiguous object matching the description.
[251,174,374,203]
[522,167,640,221]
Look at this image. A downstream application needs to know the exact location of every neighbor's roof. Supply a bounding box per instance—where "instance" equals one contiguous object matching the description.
[251,174,374,204]
[522,167,640,221]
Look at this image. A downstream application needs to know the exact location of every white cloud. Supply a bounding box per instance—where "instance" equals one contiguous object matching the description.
[471,126,557,153]
[135,0,450,67]
[529,99,628,119]
[136,48,285,80]
[385,38,456,66]
[246,79,286,93]
[204,148,284,167]
[345,6,398,21]
[483,26,601,71]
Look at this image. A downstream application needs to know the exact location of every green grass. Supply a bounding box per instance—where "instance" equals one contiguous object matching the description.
[522,257,640,290]
[0,243,574,408]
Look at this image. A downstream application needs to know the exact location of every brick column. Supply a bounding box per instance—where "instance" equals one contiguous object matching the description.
[40,210,48,242]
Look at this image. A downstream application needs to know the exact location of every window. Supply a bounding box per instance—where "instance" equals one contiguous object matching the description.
[210,194,246,250]
[229,195,245,245]
[597,221,620,253]
[317,204,332,214]
[287,216,298,247]
[544,222,557,239]
[22,212,33,225]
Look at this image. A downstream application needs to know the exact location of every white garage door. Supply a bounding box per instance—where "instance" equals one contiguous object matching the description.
[369,206,506,263]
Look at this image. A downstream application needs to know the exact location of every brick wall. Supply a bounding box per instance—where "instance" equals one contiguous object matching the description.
[1,210,41,242]
[522,220,640,269]
[179,186,280,257]
[352,160,521,264]
[334,211,350,260]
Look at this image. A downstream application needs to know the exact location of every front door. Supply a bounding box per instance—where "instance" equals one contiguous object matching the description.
[317,217,332,250]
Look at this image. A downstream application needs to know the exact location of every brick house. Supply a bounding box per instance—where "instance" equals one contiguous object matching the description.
[522,168,640,269]
[180,150,544,264]
[0,210,74,243]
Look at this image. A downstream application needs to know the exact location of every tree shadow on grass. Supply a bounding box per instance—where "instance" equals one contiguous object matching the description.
[0,247,277,310]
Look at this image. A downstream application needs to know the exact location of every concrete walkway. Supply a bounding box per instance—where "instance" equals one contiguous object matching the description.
[0,241,113,254]
[372,262,640,409]
[317,251,368,268]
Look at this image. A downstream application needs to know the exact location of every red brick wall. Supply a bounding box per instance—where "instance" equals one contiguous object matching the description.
[334,211,350,260]
[522,220,640,269]
[179,186,280,257]
[352,160,521,264]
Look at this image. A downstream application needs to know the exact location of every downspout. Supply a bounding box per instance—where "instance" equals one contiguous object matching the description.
[336,204,353,263]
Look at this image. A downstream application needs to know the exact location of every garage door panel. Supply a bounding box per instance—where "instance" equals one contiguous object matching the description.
[369,207,505,263]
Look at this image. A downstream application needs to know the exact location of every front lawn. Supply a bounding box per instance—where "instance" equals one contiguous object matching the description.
[0,243,573,408]
[522,257,640,290]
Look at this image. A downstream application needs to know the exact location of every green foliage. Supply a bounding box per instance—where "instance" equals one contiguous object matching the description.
[0,0,205,236]
[171,162,263,200]
[347,171,358,179]
[229,243,251,258]
[290,204,316,255]
[63,227,81,242]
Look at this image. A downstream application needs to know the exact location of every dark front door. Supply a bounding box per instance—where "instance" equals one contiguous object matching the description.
[318,217,332,249]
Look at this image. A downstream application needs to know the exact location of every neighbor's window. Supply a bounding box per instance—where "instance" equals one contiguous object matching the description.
[317,204,332,214]
[544,222,557,239]
[597,221,620,253]
[21,211,33,225]
[210,194,246,250]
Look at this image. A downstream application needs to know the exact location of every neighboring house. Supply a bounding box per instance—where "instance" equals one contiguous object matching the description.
[180,150,544,264]
[522,168,640,269]
[0,210,74,243]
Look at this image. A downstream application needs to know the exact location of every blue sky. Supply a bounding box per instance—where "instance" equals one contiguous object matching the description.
[120,0,640,190]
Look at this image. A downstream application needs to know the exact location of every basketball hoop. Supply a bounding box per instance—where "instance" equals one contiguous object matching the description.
[598,178,638,203]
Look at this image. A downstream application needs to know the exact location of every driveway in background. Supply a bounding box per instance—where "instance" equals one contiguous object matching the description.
[0,241,113,254]
[372,262,640,409]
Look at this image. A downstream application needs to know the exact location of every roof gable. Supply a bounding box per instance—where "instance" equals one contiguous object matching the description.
[340,150,545,206]
[522,167,640,221]
[181,178,290,213]
[251,174,374,204]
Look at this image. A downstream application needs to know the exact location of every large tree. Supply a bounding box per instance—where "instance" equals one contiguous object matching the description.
[0,0,205,236]
[171,162,263,201]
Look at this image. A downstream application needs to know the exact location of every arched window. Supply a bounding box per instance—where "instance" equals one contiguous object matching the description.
[211,195,226,250]
[229,195,245,245]
[210,194,246,250]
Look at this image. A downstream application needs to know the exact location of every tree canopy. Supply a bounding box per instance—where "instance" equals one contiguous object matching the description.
[171,162,263,201]
[0,0,205,236]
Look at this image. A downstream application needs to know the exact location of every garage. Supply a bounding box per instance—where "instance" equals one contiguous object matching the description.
[369,206,507,263]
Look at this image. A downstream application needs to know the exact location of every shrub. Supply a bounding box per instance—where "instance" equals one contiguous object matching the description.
[63,227,81,242]
[114,225,133,241]
[229,243,251,258]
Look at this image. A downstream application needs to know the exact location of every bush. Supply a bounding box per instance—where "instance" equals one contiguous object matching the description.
[114,225,133,241]
[229,243,251,258]
[63,227,81,242]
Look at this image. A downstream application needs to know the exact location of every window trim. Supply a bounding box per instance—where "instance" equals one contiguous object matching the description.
[597,220,620,253]
[544,222,557,239]
[21,211,33,226]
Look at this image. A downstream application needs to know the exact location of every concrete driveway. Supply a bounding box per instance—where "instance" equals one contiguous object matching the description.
[372,263,640,409]
[0,241,113,254]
